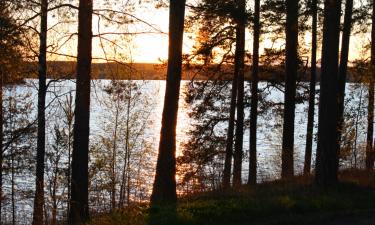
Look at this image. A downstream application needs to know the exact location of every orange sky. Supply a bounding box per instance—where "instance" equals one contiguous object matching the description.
[45,2,371,64]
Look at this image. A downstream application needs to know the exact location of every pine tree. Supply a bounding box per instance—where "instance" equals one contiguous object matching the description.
[303,0,318,175]
[315,0,342,186]
[248,0,261,185]
[151,0,186,205]
[69,0,93,223]
[281,0,299,179]
[32,0,48,224]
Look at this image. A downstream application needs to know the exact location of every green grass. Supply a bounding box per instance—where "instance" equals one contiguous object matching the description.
[87,171,375,225]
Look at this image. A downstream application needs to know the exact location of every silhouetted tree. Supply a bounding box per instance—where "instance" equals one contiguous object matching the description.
[366,0,375,170]
[315,0,342,186]
[337,0,354,162]
[151,0,186,205]
[304,0,318,175]
[233,0,247,188]
[179,80,232,192]
[366,86,374,169]
[223,51,238,189]
[248,0,260,185]
[69,0,93,223]
[281,0,299,179]
[32,0,48,224]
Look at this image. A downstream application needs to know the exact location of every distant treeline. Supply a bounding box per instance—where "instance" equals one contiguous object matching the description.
[21,61,361,82]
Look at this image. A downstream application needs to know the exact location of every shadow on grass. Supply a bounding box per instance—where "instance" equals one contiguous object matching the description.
[147,204,179,225]
[88,171,375,225]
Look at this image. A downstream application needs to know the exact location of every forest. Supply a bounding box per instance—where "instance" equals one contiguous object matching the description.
[1,0,375,224]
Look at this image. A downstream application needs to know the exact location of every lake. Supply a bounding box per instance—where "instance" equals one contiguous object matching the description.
[1,79,371,224]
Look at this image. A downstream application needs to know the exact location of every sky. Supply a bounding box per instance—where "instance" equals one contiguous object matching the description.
[102,7,371,64]
[44,0,371,64]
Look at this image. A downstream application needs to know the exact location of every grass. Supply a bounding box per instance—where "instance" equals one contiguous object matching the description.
[87,170,375,225]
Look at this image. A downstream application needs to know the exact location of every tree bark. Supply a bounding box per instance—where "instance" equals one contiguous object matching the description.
[11,144,15,225]
[222,63,238,189]
[303,0,318,176]
[66,95,73,219]
[337,0,353,161]
[366,0,375,170]
[150,0,186,205]
[281,0,298,179]
[51,142,59,225]
[232,0,247,188]
[0,61,3,225]
[111,96,120,210]
[69,0,93,223]
[353,88,363,168]
[367,83,374,169]
[8,98,15,225]
[248,0,260,185]
[119,95,130,207]
[32,0,48,224]
[315,0,342,186]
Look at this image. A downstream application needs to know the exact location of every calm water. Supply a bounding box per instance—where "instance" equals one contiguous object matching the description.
[2,79,371,224]
[11,79,372,176]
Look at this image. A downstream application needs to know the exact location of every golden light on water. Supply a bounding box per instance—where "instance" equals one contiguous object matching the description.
[152,81,190,193]
[153,81,190,156]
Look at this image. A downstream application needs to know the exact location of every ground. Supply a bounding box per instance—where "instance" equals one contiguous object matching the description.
[87,170,375,225]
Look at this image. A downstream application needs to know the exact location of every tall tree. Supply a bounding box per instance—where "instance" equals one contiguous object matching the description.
[0,50,2,225]
[69,0,93,223]
[61,93,74,216]
[303,0,318,175]
[337,0,353,166]
[32,0,48,224]
[366,0,375,170]
[248,0,260,185]
[182,0,238,190]
[232,0,247,188]
[281,0,298,179]
[150,0,186,205]
[222,6,240,189]
[222,58,238,189]
[315,0,342,186]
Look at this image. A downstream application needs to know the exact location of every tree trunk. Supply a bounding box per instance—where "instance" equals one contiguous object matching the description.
[232,0,246,188]
[52,145,59,225]
[222,63,238,189]
[248,0,260,185]
[150,0,186,205]
[11,156,15,225]
[119,95,130,207]
[315,0,342,186]
[69,0,93,223]
[8,97,15,225]
[366,0,375,170]
[111,96,120,210]
[32,0,48,224]
[0,63,3,225]
[281,0,298,179]
[10,119,15,225]
[303,0,318,175]
[337,0,353,159]
[367,83,374,169]
[353,88,363,168]
[66,98,73,219]
[126,154,130,205]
